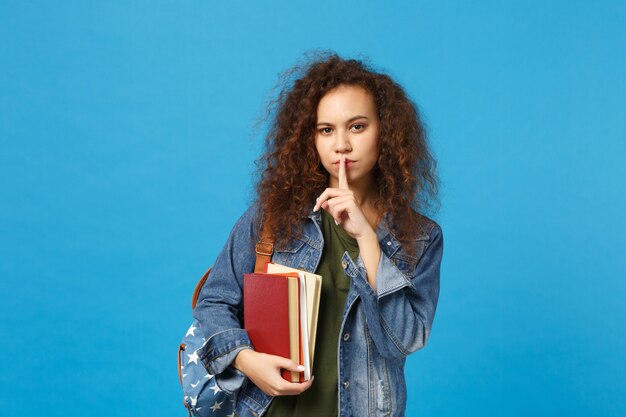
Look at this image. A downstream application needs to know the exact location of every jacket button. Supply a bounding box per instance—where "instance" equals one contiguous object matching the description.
[387,241,392,246]
[343,332,350,341]
[341,261,347,269]
[343,381,350,389]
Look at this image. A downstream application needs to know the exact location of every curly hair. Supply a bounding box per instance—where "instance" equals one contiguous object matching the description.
[256,52,439,252]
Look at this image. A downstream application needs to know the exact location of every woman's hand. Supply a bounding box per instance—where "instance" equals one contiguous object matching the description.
[313,156,373,239]
[313,155,381,289]
[233,349,313,396]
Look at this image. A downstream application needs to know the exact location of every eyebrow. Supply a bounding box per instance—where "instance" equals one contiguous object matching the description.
[316,115,369,127]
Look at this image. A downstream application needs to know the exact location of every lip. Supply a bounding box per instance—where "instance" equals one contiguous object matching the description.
[333,159,356,165]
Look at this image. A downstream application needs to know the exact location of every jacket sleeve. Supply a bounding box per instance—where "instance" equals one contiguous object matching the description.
[192,205,260,393]
[346,223,443,359]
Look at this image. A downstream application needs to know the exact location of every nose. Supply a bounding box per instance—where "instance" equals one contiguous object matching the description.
[333,130,352,153]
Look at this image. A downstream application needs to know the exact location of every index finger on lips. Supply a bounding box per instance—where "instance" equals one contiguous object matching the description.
[339,155,349,190]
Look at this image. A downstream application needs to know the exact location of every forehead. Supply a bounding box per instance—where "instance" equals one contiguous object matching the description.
[316,85,377,120]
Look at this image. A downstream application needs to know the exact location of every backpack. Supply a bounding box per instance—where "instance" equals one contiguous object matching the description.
[178,230,274,416]
[178,267,234,417]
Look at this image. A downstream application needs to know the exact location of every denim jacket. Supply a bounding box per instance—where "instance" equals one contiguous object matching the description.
[193,204,443,417]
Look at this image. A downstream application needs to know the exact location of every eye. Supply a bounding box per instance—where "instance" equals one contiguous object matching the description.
[318,127,333,135]
[350,123,366,132]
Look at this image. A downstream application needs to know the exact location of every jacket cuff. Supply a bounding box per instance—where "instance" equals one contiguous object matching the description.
[214,347,251,394]
[199,328,253,375]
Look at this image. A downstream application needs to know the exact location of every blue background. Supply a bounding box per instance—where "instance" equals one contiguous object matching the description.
[1,1,624,416]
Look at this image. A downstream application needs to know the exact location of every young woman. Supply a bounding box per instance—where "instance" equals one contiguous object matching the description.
[193,54,443,417]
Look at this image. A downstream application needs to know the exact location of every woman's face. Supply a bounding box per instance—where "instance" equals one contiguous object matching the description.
[315,85,380,189]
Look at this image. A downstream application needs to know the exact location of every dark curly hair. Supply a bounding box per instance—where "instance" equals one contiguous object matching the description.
[256,52,439,252]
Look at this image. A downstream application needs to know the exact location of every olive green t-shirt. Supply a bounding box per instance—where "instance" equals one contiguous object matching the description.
[264,211,359,417]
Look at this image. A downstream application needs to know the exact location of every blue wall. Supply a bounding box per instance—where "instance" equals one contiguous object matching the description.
[1,1,624,416]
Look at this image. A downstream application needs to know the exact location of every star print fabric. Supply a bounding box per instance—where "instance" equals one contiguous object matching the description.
[179,321,235,417]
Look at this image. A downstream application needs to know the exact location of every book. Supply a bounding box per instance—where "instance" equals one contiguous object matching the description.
[286,275,300,382]
[266,263,322,382]
[243,273,299,382]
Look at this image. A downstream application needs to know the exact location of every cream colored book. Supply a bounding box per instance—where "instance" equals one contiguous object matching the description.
[287,276,300,382]
[266,263,322,380]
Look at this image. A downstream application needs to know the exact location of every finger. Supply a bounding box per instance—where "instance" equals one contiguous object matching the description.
[313,195,322,212]
[319,199,341,224]
[279,358,305,373]
[338,155,349,190]
[280,376,314,395]
[292,376,315,393]
[324,195,355,211]
[314,187,351,211]
[322,195,354,220]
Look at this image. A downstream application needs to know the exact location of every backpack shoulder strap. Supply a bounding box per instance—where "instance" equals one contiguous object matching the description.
[254,220,274,274]
[191,267,212,310]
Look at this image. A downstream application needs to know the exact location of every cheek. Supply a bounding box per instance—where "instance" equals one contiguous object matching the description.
[314,139,323,159]
[366,136,379,161]
[315,140,329,162]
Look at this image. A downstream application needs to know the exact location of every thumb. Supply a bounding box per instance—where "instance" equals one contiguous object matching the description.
[278,358,305,373]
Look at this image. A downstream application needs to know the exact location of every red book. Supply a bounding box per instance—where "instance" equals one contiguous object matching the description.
[243,273,295,381]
